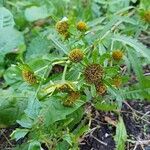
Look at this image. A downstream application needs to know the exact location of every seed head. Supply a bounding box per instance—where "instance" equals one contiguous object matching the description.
[95,83,107,95]
[112,76,122,88]
[84,64,103,84]
[22,69,37,85]
[143,10,150,23]
[112,50,123,61]
[77,21,87,31]
[63,92,80,107]
[56,20,69,35]
[69,49,84,63]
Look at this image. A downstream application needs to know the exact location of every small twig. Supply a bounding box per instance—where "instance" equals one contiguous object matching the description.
[1,131,13,147]
[90,134,107,146]
[127,139,150,145]
[144,72,150,76]
[124,101,150,124]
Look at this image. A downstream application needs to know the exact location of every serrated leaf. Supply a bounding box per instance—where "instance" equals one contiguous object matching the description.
[112,34,150,59]
[114,116,127,150]
[48,34,68,54]
[127,49,144,86]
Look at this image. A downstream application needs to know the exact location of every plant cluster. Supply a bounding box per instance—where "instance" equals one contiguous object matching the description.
[0,0,149,150]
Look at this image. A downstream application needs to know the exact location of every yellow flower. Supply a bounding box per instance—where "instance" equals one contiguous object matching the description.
[69,49,84,63]
[112,50,123,61]
[76,21,87,31]
[56,20,69,35]
[84,64,103,84]
[63,92,80,107]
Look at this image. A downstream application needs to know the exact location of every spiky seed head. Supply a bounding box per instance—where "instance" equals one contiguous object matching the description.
[112,50,123,61]
[77,21,87,31]
[56,20,69,35]
[95,83,107,95]
[63,92,80,107]
[69,49,84,63]
[143,10,150,23]
[22,69,37,85]
[84,64,103,84]
[112,76,122,88]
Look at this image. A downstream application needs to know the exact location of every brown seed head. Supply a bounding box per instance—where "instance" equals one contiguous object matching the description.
[112,76,122,88]
[77,21,87,31]
[143,10,150,23]
[56,20,69,34]
[84,64,103,84]
[69,49,84,63]
[95,83,107,95]
[63,92,80,107]
[22,70,37,85]
[112,50,123,61]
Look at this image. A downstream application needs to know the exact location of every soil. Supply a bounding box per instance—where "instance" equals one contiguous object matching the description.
[79,101,150,150]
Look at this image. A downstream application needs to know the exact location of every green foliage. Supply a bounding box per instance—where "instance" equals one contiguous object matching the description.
[115,117,127,150]
[0,0,149,149]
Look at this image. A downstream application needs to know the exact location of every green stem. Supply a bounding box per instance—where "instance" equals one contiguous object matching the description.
[62,63,68,81]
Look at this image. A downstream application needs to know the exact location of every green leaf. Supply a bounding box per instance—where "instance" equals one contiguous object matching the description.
[112,34,150,59]
[25,97,41,120]
[48,34,68,54]
[11,128,29,141]
[40,97,84,126]
[94,102,117,111]
[4,65,22,86]
[0,88,28,127]
[127,49,144,86]
[0,7,15,29]
[90,84,97,97]
[0,27,24,62]
[28,141,41,150]
[25,35,50,61]
[25,5,49,22]
[121,87,150,100]
[114,116,127,150]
